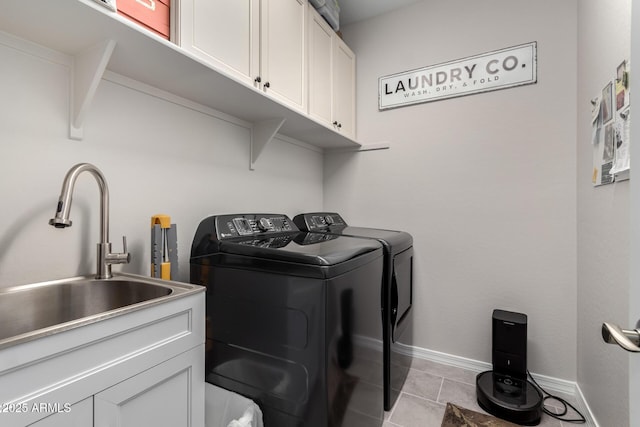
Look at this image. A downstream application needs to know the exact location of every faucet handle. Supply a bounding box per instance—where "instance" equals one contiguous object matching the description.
[105,236,131,265]
[120,235,131,264]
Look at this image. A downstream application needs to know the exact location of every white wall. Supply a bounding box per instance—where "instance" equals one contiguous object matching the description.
[328,0,578,379]
[630,5,640,424]
[576,1,631,426]
[0,34,323,287]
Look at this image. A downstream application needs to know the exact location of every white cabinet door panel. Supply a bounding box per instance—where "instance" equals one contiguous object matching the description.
[94,346,204,427]
[260,0,307,111]
[333,38,356,139]
[28,398,92,427]
[308,5,333,125]
[181,0,259,85]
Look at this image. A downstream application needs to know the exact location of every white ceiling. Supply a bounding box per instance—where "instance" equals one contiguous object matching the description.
[339,0,422,26]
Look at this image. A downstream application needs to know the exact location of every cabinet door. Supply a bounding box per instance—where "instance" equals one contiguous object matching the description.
[260,0,307,111]
[179,0,259,86]
[307,4,333,125]
[333,37,356,139]
[94,346,205,427]
[28,398,92,427]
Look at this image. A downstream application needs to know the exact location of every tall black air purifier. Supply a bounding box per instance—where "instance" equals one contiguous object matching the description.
[476,309,543,425]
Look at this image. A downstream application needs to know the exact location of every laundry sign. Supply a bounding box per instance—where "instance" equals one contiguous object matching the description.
[379,42,537,110]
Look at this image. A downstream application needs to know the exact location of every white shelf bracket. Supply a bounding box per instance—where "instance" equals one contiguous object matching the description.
[250,118,285,170]
[69,39,116,140]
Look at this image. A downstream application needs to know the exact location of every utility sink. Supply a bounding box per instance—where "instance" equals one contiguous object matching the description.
[0,273,203,349]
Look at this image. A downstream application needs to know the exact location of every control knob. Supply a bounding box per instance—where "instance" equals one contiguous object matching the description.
[258,217,271,231]
[325,215,335,225]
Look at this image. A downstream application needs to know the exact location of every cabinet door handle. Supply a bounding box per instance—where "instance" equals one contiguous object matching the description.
[254,76,262,83]
[264,82,270,89]
[135,0,156,11]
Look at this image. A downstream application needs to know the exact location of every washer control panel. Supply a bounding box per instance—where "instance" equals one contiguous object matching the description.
[215,214,296,239]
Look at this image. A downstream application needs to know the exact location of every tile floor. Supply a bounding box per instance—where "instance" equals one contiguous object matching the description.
[384,357,582,427]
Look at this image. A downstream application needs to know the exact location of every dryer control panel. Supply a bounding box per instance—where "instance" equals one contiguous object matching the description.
[214,214,297,239]
[293,212,347,231]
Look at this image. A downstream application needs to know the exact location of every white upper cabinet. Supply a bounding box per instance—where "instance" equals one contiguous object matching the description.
[259,0,307,112]
[1,0,359,153]
[178,0,307,113]
[308,6,334,126]
[307,5,356,139]
[332,36,356,139]
[177,0,260,86]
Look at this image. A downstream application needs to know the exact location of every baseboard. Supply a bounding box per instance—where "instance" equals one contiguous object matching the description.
[573,383,600,427]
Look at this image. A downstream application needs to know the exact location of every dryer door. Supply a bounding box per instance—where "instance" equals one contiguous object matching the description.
[391,247,413,343]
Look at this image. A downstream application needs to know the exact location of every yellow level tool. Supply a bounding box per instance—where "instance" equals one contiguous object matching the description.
[151,214,177,280]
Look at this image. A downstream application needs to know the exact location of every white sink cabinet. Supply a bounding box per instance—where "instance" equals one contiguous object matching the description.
[0,291,205,427]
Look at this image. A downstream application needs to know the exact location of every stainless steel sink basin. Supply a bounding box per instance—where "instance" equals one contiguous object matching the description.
[0,273,203,349]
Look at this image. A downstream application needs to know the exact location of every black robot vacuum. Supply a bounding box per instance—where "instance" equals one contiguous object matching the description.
[476,310,543,425]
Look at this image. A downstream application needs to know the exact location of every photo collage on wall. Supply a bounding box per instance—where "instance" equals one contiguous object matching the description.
[592,60,630,186]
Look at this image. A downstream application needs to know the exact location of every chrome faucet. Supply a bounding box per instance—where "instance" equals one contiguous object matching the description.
[49,163,130,279]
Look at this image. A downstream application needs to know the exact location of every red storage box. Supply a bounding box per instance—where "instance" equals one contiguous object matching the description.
[117,0,170,39]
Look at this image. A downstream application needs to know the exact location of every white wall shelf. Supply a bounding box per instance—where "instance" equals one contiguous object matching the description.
[0,0,361,159]
[325,142,391,153]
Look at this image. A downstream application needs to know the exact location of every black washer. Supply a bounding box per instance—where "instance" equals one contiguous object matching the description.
[293,212,414,411]
[190,214,384,427]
